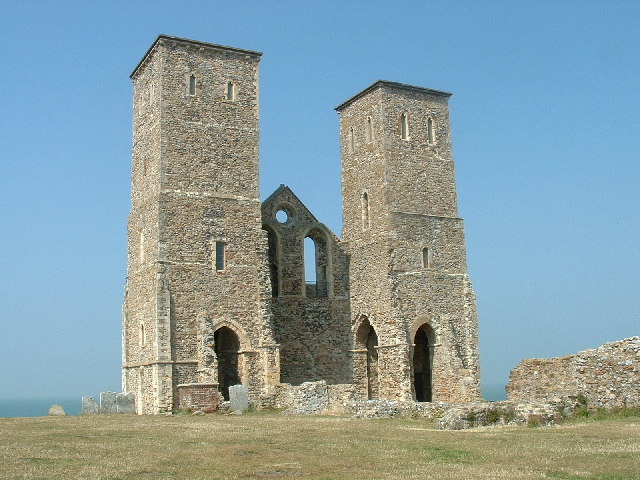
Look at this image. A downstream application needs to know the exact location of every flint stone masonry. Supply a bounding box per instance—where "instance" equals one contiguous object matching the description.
[507,337,640,408]
[229,384,249,412]
[81,396,99,414]
[123,35,480,414]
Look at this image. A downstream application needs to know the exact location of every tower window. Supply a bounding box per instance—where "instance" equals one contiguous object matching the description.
[427,117,436,144]
[348,127,355,153]
[188,74,196,95]
[226,81,235,101]
[140,323,146,346]
[422,247,432,269]
[215,241,226,271]
[365,117,373,143]
[400,113,409,140]
[361,192,370,230]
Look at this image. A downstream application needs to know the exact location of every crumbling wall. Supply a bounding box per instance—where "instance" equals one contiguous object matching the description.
[507,337,640,408]
[262,186,352,386]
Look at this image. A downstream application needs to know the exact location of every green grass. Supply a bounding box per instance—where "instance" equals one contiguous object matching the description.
[0,412,639,479]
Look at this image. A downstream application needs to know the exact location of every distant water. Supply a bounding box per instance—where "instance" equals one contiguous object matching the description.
[482,383,507,401]
[0,397,82,418]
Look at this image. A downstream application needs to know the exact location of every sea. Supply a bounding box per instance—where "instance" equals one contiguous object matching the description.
[0,385,506,418]
[0,397,83,418]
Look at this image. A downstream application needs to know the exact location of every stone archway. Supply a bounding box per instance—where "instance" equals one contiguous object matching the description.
[355,317,379,400]
[413,324,435,402]
[214,326,241,401]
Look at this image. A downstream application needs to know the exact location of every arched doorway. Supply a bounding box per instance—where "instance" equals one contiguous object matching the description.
[413,324,434,402]
[356,318,379,400]
[214,326,240,400]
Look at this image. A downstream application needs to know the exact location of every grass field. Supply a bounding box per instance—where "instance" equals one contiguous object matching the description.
[1,412,638,480]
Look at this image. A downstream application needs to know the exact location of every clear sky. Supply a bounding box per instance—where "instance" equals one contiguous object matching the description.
[1,1,638,400]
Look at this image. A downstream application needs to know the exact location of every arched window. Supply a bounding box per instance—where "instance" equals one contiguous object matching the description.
[361,192,370,230]
[139,323,146,346]
[355,317,379,400]
[348,126,355,153]
[365,116,373,143]
[422,247,432,268]
[400,113,409,140]
[226,81,235,101]
[427,117,436,144]
[304,229,329,297]
[188,74,196,95]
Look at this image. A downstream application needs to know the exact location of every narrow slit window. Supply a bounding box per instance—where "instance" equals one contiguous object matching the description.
[427,117,435,144]
[140,323,146,346]
[189,74,196,95]
[348,127,355,153]
[361,192,370,230]
[226,81,235,101]
[400,113,409,140]
[422,247,431,268]
[215,242,226,271]
[365,117,373,143]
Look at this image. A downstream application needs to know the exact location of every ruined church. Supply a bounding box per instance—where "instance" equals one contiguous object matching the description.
[122,35,480,414]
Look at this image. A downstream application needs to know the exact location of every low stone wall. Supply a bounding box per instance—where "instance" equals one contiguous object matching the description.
[177,383,220,413]
[507,337,640,408]
[81,392,136,414]
[269,380,565,429]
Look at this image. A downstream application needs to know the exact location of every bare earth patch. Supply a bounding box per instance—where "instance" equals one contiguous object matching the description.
[0,414,638,479]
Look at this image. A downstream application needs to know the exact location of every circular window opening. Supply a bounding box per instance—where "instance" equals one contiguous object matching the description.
[275,209,289,224]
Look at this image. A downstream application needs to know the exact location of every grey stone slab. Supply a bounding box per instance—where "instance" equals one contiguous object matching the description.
[116,393,136,414]
[100,391,117,414]
[81,396,98,414]
[229,384,248,412]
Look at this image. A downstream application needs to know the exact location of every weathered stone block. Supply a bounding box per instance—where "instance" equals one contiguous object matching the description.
[100,391,117,414]
[229,384,249,412]
[81,396,98,414]
[116,393,136,414]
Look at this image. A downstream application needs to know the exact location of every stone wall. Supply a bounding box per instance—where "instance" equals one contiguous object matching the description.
[507,337,640,408]
[262,186,352,386]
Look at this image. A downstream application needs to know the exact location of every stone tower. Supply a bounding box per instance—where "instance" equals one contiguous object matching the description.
[123,36,278,414]
[336,81,480,402]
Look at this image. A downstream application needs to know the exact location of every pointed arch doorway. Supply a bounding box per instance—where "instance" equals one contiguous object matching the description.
[413,324,435,402]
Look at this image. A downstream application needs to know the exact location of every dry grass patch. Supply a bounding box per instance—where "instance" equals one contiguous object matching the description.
[0,413,638,479]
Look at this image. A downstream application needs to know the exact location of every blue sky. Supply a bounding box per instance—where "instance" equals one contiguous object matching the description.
[1,1,638,400]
